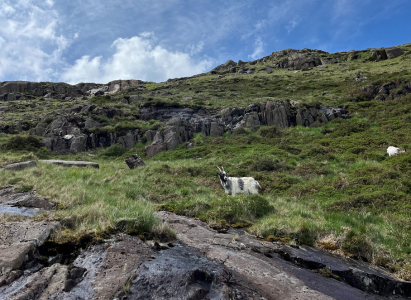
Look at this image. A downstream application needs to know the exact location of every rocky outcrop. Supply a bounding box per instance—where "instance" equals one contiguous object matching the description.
[143,101,350,156]
[362,81,411,101]
[0,80,146,102]
[210,46,404,75]
[28,101,141,154]
[145,118,194,157]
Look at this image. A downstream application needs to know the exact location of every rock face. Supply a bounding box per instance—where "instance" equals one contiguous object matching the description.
[124,155,146,169]
[210,47,404,74]
[143,101,350,156]
[145,118,195,157]
[27,101,141,154]
[0,80,146,102]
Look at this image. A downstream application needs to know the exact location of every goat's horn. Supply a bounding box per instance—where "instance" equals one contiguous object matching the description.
[221,166,225,172]
[217,166,222,172]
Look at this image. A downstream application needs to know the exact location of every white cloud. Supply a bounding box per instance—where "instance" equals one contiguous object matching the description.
[248,37,264,60]
[61,33,214,84]
[0,0,69,81]
[286,19,300,33]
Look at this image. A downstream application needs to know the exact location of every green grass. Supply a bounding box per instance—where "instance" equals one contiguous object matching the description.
[1,43,411,279]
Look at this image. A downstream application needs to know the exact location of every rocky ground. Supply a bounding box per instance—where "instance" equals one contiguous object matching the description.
[1,204,409,299]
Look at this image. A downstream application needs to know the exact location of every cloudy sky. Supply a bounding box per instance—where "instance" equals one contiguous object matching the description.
[0,0,410,84]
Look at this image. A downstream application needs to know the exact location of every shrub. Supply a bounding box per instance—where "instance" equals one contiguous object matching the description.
[100,144,127,157]
[232,127,250,136]
[259,126,282,138]
[3,136,42,151]
[341,229,373,261]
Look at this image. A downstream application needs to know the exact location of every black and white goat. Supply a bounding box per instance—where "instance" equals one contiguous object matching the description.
[217,166,261,196]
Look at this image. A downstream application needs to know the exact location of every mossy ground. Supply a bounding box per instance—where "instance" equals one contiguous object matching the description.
[1,44,411,279]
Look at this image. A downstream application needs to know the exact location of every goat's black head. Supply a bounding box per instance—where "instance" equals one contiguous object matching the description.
[217,166,228,182]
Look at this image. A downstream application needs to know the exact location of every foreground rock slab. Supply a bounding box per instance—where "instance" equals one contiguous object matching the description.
[0,221,60,287]
[156,211,409,300]
[39,160,99,168]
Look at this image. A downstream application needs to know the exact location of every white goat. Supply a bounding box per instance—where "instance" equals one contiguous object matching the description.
[217,166,261,197]
[387,146,406,157]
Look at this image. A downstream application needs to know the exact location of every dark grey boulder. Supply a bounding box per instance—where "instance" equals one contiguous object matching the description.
[385,47,403,59]
[3,161,36,171]
[124,155,146,169]
[70,136,87,153]
[84,119,102,129]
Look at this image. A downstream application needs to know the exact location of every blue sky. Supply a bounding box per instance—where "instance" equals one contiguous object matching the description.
[0,0,410,84]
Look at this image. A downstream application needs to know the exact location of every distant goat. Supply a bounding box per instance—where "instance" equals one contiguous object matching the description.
[387,146,406,157]
[217,166,261,196]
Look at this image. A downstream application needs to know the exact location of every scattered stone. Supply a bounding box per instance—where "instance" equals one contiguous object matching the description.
[186,142,194,149]
[0,191,55,210]
[317,65,328,68]
[124,155,146,169]
[39,160,99,168]
[182,96,192,101]
[3,161,36,171]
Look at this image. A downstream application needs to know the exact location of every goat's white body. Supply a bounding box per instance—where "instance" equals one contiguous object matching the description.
[220,176,261,197]
[387,146,405,157]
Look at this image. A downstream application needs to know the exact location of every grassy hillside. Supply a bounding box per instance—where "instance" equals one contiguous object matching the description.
[1,44,411,279]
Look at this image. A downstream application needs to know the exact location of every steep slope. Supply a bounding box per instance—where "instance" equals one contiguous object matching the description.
[0,42,411,288]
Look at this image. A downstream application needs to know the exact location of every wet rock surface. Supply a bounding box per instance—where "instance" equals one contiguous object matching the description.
[0,187,55,218]
[156,211,409,299]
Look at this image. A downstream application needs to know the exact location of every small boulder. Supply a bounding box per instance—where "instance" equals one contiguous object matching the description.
[124,155,146,169]
[3,161,36,171]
